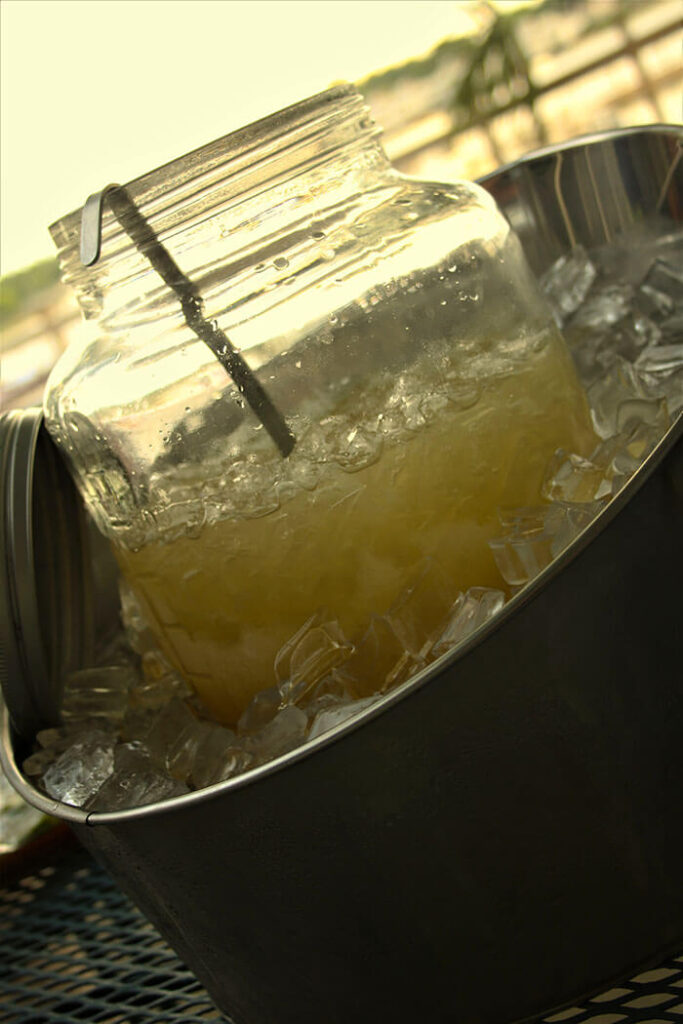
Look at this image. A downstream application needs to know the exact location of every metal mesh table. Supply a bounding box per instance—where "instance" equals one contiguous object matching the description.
[1,831,682,1024]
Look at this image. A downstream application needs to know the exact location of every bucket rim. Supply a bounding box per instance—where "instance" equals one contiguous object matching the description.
[477,121,683,187]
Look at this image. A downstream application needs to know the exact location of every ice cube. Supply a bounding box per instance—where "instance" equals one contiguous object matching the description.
[203,747,254,787]
[569,282,633,330]
[245,706,308,763]
[610,417,670,477]
[308,697,380,741]
[114,741,156,774]
[541,450,611,504]
[615,395,669,433]
[120,705,159,743]
[430,588,505,658]
[660,310,683,342]
[42,732,115,807]
[496,504,567,536]
[488,498,604,587]
[569,333,613,387]
[300,669,359,707]
[489,532,555,587]
[87,769,188,812]
[636,344,683,416]
[60,665,136,723]
[28,719,117,776]
[237,686,283,733]
[635,258,683,321]
[540,246,597,324]
[130,650,193,709]
[336,615,416,697]
[603,313,662,365]
[142,698,199,774]
[302,691,348,721]
[166,718,222,782]
[191,727,252,789]
[636,343,683,374]
[35,721,105,749]
[275,613,354,704]
[637,283,675,321]
[386,559,461,657]
[548,501,605,556]
[586,357,649,437]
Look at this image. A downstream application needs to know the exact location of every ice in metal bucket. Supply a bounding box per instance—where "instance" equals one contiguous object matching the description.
[21,211,683,810]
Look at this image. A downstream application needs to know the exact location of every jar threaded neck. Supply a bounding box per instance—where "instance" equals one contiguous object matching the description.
[50,85,385,311]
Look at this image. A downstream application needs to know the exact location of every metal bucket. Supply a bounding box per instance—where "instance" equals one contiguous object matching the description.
[2,126,682,1024]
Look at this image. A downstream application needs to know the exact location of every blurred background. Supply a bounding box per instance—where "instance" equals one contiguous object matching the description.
[0,0,681,424]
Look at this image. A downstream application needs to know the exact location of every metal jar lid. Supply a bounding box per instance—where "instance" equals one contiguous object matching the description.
[0,407,95,740]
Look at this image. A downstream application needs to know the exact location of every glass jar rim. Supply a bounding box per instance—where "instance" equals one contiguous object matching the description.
[49,84,373,251]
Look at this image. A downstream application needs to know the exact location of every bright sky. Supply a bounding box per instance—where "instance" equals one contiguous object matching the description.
[1,0,486,275]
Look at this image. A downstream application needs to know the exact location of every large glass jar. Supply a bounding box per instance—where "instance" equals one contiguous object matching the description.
[45,85,594,723]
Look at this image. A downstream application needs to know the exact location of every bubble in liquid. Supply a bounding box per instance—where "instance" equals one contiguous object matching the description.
[311,230,325,240]
[274,257,289,270]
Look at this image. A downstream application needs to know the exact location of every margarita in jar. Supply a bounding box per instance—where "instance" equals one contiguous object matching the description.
[115,321,594,723]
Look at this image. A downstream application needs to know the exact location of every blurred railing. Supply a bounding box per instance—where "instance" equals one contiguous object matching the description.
[1,286,81,411]
[363,0,682,181]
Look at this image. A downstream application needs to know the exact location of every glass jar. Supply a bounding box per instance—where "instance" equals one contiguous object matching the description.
[45,85,594,723]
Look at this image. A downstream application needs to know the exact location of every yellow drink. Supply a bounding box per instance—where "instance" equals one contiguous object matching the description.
[116,326,595,724]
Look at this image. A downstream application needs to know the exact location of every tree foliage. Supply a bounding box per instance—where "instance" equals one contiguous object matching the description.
[0,259,60,328]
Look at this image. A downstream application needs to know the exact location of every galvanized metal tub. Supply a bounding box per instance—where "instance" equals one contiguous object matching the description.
[2,125,682,1024]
